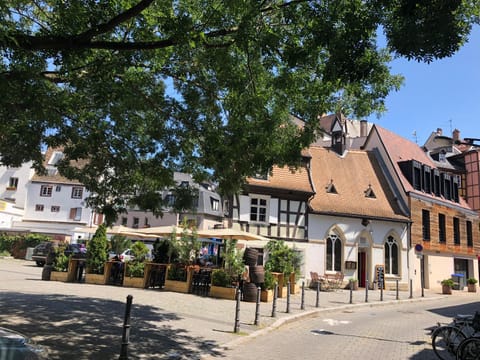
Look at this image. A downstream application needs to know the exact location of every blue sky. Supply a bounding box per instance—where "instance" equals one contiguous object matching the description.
[368,26,480,145]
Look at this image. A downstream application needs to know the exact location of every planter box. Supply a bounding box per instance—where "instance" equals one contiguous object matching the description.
[442,285,452,295]
[164,279,190,293]
[261,289,274,302]
[85,273,107,285]
[50,271,68,282]
[123,276,146,288]
[210,285,237,300]
[468,284,477,293]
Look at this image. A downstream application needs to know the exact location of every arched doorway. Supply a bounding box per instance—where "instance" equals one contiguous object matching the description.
[357,232,372,288]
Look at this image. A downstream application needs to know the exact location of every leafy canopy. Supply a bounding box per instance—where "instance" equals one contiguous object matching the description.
[0,1,478,223]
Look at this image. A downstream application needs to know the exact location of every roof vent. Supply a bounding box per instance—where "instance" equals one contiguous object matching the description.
[326,179,338,194]
[364,184,376,198]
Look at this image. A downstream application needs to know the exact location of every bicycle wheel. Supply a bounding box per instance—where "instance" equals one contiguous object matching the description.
[432,325,467,360]
[456,337,480,360]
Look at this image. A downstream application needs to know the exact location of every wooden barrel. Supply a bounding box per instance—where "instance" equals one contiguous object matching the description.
[243,248,258,266]
[242,282,259,302]
[249,265,265,284]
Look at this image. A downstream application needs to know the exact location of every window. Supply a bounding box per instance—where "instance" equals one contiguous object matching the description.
[326,234,342,272]
[438,214,446,243]
[210,197,219,211]
[40,185,53,197]
[56,185,62,192]
[144,217,150,227]
[71,187,83,199]
[413,162,422,190]
[453,217,460,245]
[422,209,430,241]
[121,217,128,226]
[69,207,82,221]
[8,177,18,189]
[51,206,60,212]
[384,236,399,275]
[423,166,432,193]
[165,194,175,206]
[250,197,268,222]
[132,217,139,228]
[467,221,473,247]
[434,170,441,197]
[35,204,44,212]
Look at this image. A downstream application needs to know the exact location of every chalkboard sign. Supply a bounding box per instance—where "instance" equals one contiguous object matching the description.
[375,265,385,290]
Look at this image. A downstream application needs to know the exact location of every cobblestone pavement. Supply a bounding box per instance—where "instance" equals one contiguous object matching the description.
[0,258,475,359]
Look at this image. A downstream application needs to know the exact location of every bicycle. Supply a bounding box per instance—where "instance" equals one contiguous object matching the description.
[456,336,480,360]
[432,313,477,360]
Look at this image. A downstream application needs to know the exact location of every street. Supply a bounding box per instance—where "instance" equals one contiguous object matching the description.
[214,297,480,360]
[1,258,479,359]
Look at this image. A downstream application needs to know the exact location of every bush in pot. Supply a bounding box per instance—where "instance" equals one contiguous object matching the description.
[86,224,108,275]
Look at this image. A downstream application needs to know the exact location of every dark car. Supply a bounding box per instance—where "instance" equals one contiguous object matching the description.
[0,326,48,359]
[31,242,55,267]
[32,242,85,267]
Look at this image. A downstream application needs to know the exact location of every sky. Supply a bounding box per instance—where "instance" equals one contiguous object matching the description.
[368,25,480,145]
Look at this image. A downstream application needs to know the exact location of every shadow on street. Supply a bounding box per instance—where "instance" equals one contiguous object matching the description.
[0,291,225,359]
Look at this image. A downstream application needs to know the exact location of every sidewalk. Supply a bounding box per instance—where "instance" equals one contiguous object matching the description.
[0,259,465,359]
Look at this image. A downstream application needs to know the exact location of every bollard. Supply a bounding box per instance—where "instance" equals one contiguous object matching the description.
[316,281,320,308]
[380,282,383,301]
[234,287,241,333]
[349,280,353,304]
[396,279,399,300]
[119,295,133,360]
[272,283,278,318]
[254,286,261,326]
[301,281,305,310]
[286,281,291,313]
[365,280,369,303]
[409,279,413,299]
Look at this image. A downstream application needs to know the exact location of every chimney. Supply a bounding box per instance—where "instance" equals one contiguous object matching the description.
[452,129,460,142]
[436,128,443,136]
[360,120,368,137]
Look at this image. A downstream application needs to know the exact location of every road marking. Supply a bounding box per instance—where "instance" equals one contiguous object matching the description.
[323,318,351,326]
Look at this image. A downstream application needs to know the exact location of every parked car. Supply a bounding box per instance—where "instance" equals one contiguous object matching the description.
[109,249,134,262]
[32,242,86,267]
[0,326,48,359]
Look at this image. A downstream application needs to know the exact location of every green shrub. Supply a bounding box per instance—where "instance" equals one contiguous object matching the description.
[441,279,455,287]
[211,269,232,287]
[53,246,69,272]
[467,278,478,285]
[126,261,145,278]
[167,265,187,281]
[86,225,108,274]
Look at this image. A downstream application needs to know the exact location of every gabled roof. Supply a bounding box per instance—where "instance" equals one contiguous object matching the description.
[371,125,472,209]
[308,146,408,221]
[31,147,83,185]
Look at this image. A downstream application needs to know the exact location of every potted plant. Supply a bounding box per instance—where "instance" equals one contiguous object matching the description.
[260,270,275,302]
[441,278,455,295]
[348,278,358,291]
[467,278,478,293]
[264,240,300,297]
[209,268,238,300]
[50,245,69,281]
[123,241,150,288]
[85,224,109,285]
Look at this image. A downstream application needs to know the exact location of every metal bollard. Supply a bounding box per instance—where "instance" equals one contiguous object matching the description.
[286,281,291,313]
[316,281,320,308]
[254,286,261,326]
[380,282,383,301]
[365,280,369,303]
[234,287,241,333]
[409,279,413,299]
[301,281,305,310]
[272,283,278,317]
[119,295,133,360]
[349,280,353,304]
[396,279,399,300]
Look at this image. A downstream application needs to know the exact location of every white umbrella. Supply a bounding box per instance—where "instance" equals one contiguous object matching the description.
[196,228,269,241]
[135,225,186,237]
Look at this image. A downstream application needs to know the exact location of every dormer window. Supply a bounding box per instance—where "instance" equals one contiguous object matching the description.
[48,151,63,165]
[364,184,376,198]
[325,179,338,194]
[439,150,446,162]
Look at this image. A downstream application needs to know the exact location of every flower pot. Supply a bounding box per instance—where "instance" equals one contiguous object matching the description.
[261,289,274,302]
[50,271,68,282]
[164,279,190,293]
[210,285,238,300]
[468,283,477,293]
[123,276,146,288]
[442,285,452,295]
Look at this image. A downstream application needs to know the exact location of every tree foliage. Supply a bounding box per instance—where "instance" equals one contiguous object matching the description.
[86,224,108,274]
[0,1,478,223]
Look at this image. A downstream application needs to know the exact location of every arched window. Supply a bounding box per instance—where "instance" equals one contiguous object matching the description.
[385,236,399,275]
[326,234,342,272]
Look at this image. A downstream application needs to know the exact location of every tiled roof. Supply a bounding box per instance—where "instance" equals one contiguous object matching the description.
[374,125,472,209]
[246,163,314,195]
[31,147,83,185]
[308,146,408,221]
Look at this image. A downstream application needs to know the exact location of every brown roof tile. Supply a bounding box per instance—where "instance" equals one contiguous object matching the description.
[309,146,408,221]
[247,164,314,194]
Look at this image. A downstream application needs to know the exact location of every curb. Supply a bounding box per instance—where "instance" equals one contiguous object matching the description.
[218,294,446,350]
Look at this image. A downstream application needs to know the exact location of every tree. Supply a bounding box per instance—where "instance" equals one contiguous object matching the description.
[0,1,478,223]
[86,224,109,274]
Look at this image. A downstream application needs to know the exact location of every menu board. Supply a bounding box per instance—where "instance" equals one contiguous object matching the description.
[375,265,385,290]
